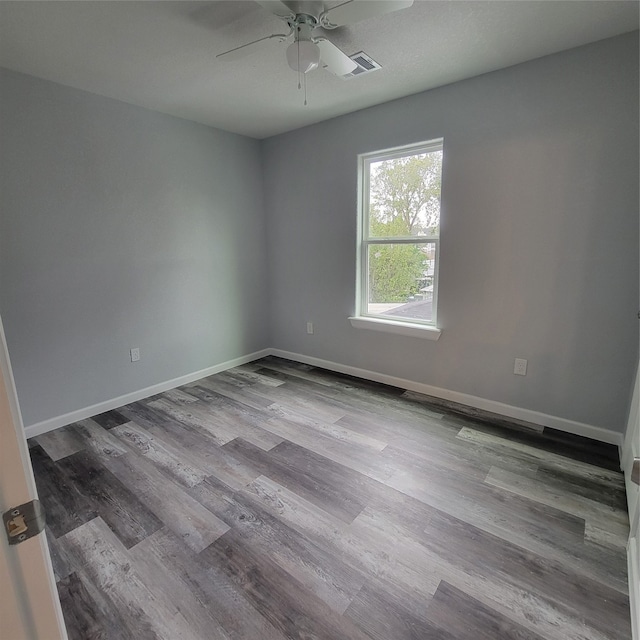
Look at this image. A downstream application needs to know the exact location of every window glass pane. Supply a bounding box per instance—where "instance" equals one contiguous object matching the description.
[368,150,442,238]
[367,242,436,322]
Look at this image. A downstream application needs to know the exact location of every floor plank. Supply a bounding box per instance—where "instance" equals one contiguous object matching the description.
[34,425,85,461]
[223,437,368,524]
[91,409,130,431]
[425,580,547,640]
[53,449,163,548]
[345,581,456,640]
[57,570,135,640]
[202,531,373,640]
[58,518,201,640]
[99,450,230,553]
[30,445,99,538]
[216,489,366,614]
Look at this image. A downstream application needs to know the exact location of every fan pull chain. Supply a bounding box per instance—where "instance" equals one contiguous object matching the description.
[294,30,308,106]
[297,35,301,90]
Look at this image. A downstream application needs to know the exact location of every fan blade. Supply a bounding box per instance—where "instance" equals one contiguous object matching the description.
[254,0,296,20]
[217,33,288,62]
[320,0,413,29]
[316,38,357,76]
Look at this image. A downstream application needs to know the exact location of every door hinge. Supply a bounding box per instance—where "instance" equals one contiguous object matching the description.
[633,458,640,486]
[3,500,45,545]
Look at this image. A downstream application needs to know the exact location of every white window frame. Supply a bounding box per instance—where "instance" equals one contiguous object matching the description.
[350,139,443,340]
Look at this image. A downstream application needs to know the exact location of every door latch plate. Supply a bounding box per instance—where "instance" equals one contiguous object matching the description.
[3,499,45,545]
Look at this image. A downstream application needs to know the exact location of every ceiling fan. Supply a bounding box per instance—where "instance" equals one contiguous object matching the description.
[216,0,414,77]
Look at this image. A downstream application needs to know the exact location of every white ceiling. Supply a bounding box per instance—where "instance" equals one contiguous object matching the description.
[0,1,637,139]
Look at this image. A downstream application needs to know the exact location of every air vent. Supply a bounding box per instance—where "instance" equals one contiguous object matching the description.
[342,51,382,79]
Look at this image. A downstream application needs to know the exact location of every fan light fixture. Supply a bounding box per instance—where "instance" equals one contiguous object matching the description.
[216,0,415,105]
[286,40,320,74]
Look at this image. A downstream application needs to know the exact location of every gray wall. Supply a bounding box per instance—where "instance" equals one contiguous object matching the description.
[0,69,270,426]
[262,32,639,434]
[1,33,638,436]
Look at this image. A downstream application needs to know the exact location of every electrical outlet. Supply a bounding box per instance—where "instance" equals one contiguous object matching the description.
[514,358,527,376]
[130,347,140,362]
[306,322,314,335]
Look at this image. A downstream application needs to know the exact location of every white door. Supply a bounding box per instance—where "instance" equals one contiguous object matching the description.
[623,361,640,640]
[0,315,67,639]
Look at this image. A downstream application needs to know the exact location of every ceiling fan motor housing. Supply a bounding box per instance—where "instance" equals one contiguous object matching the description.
[288,14,317,39]
[286,14,320,73]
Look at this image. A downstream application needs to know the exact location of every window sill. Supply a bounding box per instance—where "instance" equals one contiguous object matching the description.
[348,316,441,340]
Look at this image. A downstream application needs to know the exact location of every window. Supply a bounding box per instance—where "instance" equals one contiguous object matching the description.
[352,139,443,338]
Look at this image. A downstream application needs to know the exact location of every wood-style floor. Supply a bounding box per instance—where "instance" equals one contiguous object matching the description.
[29,356,631,640]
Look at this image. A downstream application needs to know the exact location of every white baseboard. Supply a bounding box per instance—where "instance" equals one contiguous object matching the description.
[269,349,624,447]
[23,349,271,439]
[24,346,623,448]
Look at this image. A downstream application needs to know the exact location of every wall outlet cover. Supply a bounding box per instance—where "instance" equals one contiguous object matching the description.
[514,358,527,376]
